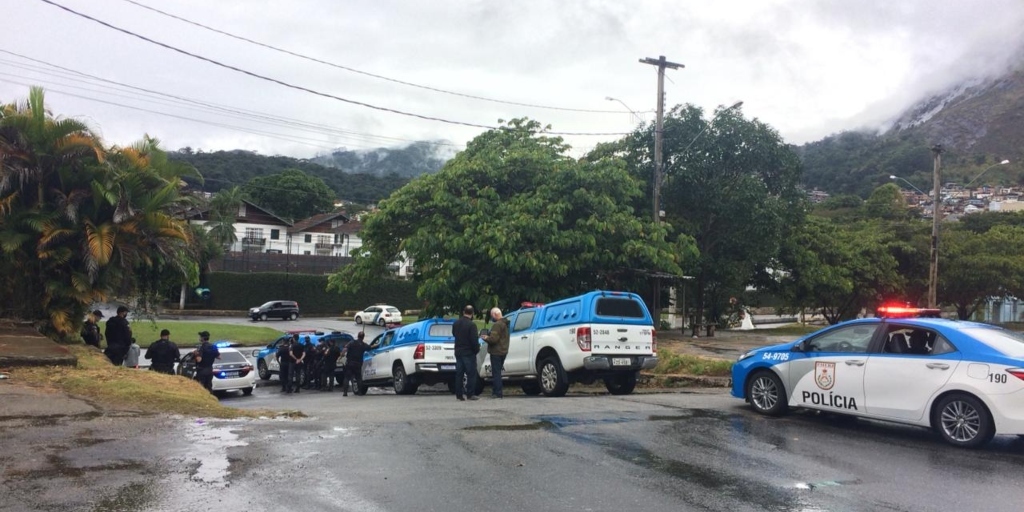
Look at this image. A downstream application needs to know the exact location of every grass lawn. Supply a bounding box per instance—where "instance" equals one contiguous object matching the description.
[750,323,822,336]
[652,348,733,377]
[128,321,281,347]
[10,346,288,419]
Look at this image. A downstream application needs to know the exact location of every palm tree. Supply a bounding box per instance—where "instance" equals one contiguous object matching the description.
[205,186,244,250]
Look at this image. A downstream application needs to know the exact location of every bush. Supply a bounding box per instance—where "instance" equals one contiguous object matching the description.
[206,272,421,314]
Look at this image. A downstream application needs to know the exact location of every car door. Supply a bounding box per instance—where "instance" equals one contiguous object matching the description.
[267,337,283,373]
[178,352,197,379]
[787,323,877,415]
[364,332,395,382]
[504,311,536,375]
[272,302,286,319]
[863,326,962,422]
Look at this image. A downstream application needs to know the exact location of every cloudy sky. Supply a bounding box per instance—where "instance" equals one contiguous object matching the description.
[2,0,1023,158]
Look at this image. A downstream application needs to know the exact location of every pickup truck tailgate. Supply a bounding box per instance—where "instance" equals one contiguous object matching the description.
[587,325,654,354]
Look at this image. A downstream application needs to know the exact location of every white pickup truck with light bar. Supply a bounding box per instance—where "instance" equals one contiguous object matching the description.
[478,290,659,397]
[357,318,459,395]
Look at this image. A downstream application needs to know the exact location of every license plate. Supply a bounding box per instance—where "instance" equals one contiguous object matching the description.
[223,372,239,378]
[612,358,631,366]
[440,365,455,371]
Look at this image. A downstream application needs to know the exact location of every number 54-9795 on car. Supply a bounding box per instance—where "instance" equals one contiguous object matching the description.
[732,307,1024,448]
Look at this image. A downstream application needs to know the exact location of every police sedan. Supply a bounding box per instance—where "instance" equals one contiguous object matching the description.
[732,307,1024,447]
[178,344,257,396]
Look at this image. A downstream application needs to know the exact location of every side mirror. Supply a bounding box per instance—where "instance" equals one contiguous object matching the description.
[791,343,803,353]
[251,349,260,358]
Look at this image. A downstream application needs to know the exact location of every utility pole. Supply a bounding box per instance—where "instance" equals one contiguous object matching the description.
[640,55,684,328]
[928,144,943,309]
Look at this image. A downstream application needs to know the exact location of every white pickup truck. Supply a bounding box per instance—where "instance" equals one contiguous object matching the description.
[357,318,460,395]
[478,290,658,397]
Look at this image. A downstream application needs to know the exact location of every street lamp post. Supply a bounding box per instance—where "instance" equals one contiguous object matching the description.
[605,97,643,125]
[964,159,1010,188]
[889,175,928,197]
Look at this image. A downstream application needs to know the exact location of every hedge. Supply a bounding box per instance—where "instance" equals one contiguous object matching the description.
[206,272,422,314]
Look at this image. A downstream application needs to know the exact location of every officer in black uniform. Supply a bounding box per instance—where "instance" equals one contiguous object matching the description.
[277,337,293,393]
[305,337,322,390]
[193,331,219,393]
[341,332,370,397]
[290,335,306,394]
[321,338,341,392]
[145,329,180,375]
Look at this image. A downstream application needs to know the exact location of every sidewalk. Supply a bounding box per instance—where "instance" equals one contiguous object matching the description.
[0,322,77,368]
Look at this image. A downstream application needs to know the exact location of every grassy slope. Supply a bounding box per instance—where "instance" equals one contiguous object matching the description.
[11,346,283,418]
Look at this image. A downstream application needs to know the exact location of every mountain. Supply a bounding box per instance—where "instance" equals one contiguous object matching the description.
[170,149,409,205]
[309,140,458,178]
[799,58,1024,197]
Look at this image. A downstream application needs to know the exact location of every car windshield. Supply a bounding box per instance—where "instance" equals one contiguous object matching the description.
[387,307,400,313]
[259,301,274,308]
[215,351,248,364]
[595,297,645,318]
[962,327,1024,358]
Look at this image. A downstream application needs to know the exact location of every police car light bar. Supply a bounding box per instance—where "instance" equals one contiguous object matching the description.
[521,302,545,308]
[876,306,942,318]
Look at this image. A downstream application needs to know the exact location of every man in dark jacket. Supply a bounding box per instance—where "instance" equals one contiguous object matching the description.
[452,305,480,401]
[145,329,180,375]
[193,331,220,393]
[277,337,293,393]
[290,336,306,394]
[321,338,341,392]
[341,332,370,397]
[482,308,510,399]
[104,306,132,365]
[81,310,103,348]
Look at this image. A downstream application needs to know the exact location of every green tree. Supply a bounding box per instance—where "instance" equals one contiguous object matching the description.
[205,186,244,249]
[939,225,1024,319]
[242,168,335,221]
[864,183,909,220]
[329,119,695,315]
[0,88,197,336]
[621,104,805,326]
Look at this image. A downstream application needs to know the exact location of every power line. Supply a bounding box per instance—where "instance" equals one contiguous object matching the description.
[0,51,464,151]
[119,0,641,115]
[37,0,630,137]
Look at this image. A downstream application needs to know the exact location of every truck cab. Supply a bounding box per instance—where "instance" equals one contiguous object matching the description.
[480,290,658,397]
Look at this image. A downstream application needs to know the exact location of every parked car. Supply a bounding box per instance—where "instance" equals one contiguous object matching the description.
[249,300,299,321]
[357,318,458,395]
[354,305,402,326]
[178,345,257,396]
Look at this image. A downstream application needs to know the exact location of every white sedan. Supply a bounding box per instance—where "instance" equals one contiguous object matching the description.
[354,305,403,326]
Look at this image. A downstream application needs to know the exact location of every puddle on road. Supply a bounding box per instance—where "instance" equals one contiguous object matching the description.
[793,479,862,490]
[463,421,556,431]
[183,422,247,487]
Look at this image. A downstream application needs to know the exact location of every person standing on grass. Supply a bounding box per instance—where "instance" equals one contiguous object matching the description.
[104,306,132,366]
[193,331,220,393]
[481,308,510,399]
[81,310,103,348]
[123,337,141,369]
[145,329,180,375]
[452,305,480,401]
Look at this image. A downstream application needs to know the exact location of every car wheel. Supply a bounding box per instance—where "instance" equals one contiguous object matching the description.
[933,393,995,448]
[393,364,412,395]
[604,372,638,395]
[521,381,542,396]
[355,316,363,325]
[538,357,569,397]
[376,318,386,326]
[259,313,268,321]
[746,370,788,416]
[289,312,298,321]
[257,360,271,381]
[243,387,254,396]
[355,382,369,396]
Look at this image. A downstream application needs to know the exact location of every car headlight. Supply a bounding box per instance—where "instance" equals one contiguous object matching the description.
[737,351,755,362]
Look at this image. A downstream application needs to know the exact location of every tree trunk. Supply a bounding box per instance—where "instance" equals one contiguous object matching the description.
[179,283,187,310]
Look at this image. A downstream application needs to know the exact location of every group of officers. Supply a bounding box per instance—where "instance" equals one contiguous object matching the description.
[276,331,370,396]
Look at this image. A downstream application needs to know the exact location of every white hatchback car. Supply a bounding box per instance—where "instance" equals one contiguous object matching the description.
[354,305,403,326]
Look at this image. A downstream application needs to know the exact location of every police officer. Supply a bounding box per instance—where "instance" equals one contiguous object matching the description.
[277,337,293,393]
[81,310,103,348]
[145,329,180,375]
[341,332,370,397]
[305,337,322,390]
[193,331,220,393]
[104,306,132,365]
[290,335,306,394]
[321,338,341,392]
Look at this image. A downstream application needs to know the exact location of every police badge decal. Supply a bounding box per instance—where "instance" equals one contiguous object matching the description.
[814,361,836,390]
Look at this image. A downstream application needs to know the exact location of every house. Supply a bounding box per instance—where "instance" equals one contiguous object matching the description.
[288,212,363,257]
[188,199,293,253]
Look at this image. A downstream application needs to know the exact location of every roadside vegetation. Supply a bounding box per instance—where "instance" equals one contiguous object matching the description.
[10,346,274,418]
[750,324,822,337]
[130,321,281,347]
[652,348,733,377]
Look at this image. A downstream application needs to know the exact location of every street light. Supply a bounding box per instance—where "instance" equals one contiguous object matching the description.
[964,159,1010,187]
[889,175,928,196]
[605,96,644,125]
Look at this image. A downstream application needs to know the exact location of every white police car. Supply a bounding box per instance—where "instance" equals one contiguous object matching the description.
[178,344,257,396]
[732,307,1024,447]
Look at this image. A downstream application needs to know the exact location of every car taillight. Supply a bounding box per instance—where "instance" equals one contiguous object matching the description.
[652,328,657,352]
[414,343,425,359]
[242,365,253,372]
[577,327,591,352]
[1007,368,1024,381]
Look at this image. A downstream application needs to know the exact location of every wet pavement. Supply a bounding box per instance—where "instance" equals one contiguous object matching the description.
[6,380,1024,511]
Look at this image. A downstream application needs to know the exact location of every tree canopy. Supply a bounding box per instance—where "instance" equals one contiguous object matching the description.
[242,168,335,221]
[329,119,695,315]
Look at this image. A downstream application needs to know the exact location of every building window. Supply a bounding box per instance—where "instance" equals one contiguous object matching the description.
[303,250,311,255]
[317,235,331,245]
[304,234,312,243]
[331,219,343,228]
[270,229,280,240]
[237,203,246,217]
[245,228,263,240]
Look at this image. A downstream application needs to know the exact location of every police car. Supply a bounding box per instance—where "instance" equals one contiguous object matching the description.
[178,343,257,396]
[732,307,1024,447]
[251,330,355,382]
[358,318,459,395]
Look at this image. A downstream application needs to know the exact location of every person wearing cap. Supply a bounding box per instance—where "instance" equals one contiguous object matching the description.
[193,331,220,393]
[145,329,180,375]
[104,306,132,366]
[81,310,104,348]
